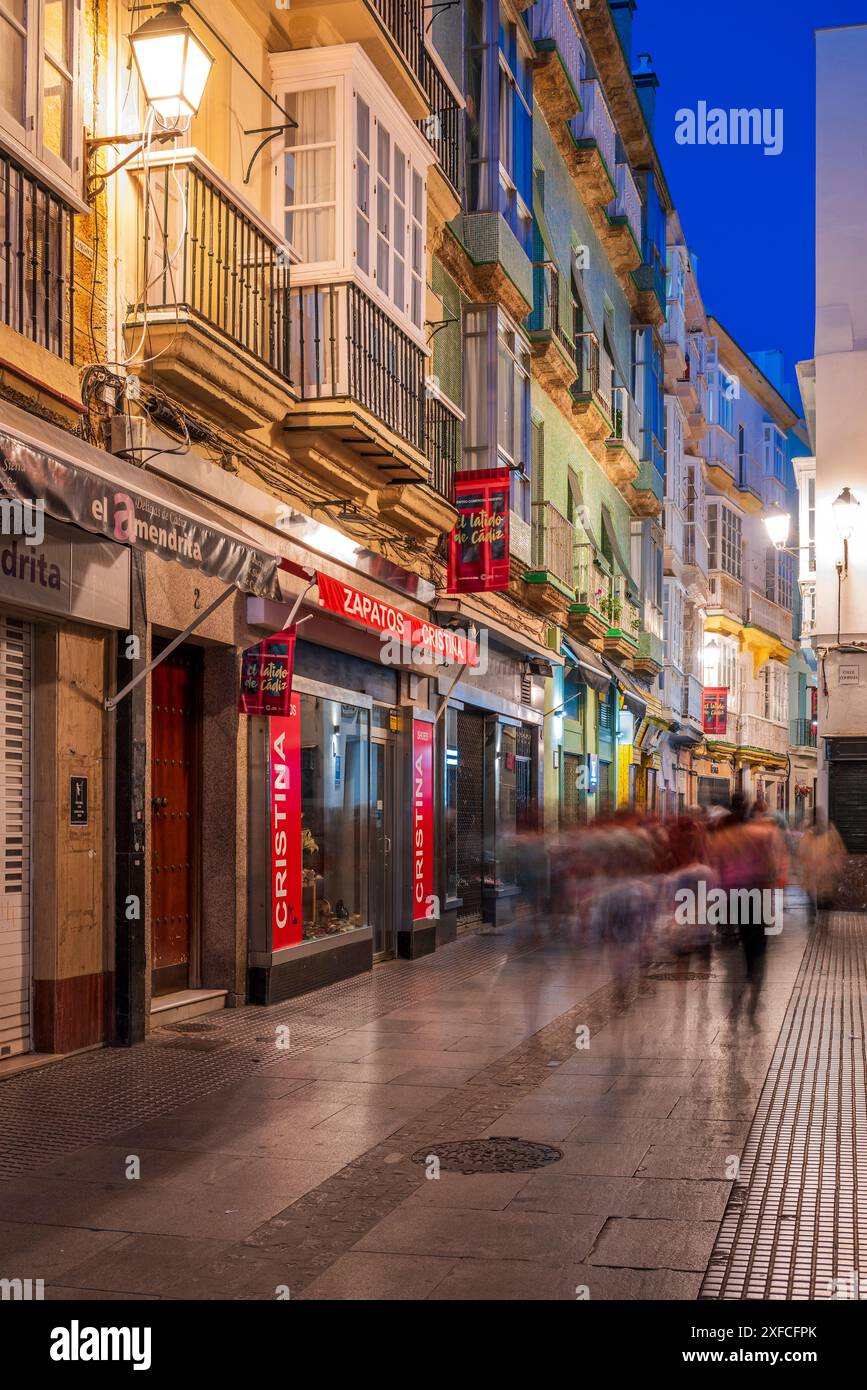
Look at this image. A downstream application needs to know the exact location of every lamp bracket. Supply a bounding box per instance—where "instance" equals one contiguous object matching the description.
[85,130,179,200]
[242,123,294,185]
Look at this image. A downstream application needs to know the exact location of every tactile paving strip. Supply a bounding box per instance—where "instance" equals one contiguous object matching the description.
[702,913,867,1300]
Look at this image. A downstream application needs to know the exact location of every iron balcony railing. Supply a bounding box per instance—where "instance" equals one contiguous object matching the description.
[683,674,704,724]
[419,54,462,198]
[370,0,425,81]
[291,280,425,452]
[610,385,641,461]
[0,148,74,362]
[737,450,762,499]
[531,500,574,588]
[609,162,642,246]
[529,259,561,338]
[790,718,817,749]
[575,330,613,418]
[426,392,461,500]
[526,0,586,100]
[130,152,292,382]
[575,541,610,610]
[706,423,737,477]
[570,79,616,179]
[663,296,687,355]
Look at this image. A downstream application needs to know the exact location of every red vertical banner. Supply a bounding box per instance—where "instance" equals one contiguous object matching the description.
[702,687,728,736]
[239,629,296,716]
[270,699,303,951]
[447,468,511,593]
[412,718,435,921]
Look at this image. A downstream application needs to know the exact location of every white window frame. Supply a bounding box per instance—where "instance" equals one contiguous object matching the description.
[763,660,788,725]
[0,0,83,203]
[271,46,432,347]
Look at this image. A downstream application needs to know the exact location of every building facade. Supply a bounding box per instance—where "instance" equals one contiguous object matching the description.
[0,0,811,1065]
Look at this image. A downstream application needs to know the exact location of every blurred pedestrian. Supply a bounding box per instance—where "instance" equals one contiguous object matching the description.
[797,810,845,924]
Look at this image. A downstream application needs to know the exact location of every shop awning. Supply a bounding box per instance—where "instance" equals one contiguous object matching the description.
[601,655,649,721]
[561,638,611,693]
[0,399,283,599]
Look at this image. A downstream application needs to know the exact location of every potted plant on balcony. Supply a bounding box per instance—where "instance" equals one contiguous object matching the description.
[601,594,622,629]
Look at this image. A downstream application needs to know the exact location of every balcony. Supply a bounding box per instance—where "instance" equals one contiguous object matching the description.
[601,576,639,662]
[425,393,462,504]
[605,163,642,273]
[708,569,745,622]
[569,543,609,644]
[735,451,764,514]
[527,0,585,124]
[745,589,793,646]
[704,424,737,491]
[126,150,294,430]
[288,279,437,491]
[603,385,641,486]
[270,0,428,118]
[447,212,533,322]
[572,331,613,443]
[663,297,687,375]
[527,261,579,398]
[0,147,78,403]
[790,718,818,750]
[565,80,617,212]
[735,714,788,760]
[683,674,704,725]
[663,500,685,578]
[683,519,710,581]
[631,625,665,679]
[659,664,685,718]
[524,501,576,614]
[419,49,462,212]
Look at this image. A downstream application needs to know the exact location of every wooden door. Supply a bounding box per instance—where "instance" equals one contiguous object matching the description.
[151,645,200,995]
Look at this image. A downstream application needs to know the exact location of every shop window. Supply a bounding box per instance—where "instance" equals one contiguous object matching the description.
[299,694,369,942]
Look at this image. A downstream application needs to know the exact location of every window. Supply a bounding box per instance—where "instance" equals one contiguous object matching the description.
[663,578,684,670]
[633,326,664,477]
[283,87,337,262]
[0,0,80,191]
[298,694,370,943]
[704,634,741,714]
[466,0,532,251]
[766,547,794,611]
[763,424,786,483]
[807,476,816,572]
[463,306,530,475]
[707,502,742,578]
[762,661,788,725]
[274,49,430,337]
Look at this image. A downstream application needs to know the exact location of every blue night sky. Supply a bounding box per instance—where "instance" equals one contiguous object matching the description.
[631,0,867,404]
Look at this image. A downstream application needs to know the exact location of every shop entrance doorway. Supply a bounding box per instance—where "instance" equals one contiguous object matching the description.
[370,723,399,957]
[150,641,201,996]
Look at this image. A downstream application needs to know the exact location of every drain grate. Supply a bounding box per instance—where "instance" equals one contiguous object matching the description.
[411,1137,563,1175]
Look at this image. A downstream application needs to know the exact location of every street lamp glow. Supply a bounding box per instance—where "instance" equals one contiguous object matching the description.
[130,3,214,123]
[763,505,790,550]
[832,486,860,541]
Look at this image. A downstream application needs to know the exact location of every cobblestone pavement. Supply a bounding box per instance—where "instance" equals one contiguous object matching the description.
[0,904,836,1300]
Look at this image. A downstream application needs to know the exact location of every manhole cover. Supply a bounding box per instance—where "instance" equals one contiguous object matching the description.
[410,1137,563,1175]
[162,1021,220,1034]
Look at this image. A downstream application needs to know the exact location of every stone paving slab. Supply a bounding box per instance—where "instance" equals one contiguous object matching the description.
[0,912,815,1300]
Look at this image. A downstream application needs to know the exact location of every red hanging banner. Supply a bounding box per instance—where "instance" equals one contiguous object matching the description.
[702,686,728,736]
[270,701,303,951]
[238,628,296,716]
[412,718,435,921]
[447,468,511,594]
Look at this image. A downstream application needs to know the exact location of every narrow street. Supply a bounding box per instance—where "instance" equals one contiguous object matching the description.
[5,901,858,1302]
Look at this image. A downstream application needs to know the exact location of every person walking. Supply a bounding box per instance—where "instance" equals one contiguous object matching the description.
[797,810,846,925]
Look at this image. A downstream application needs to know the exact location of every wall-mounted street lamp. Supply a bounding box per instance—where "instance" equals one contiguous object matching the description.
[129,2,214,123]
[85,1,293,199]
[763,504,791,552]
[832,486,860,576]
